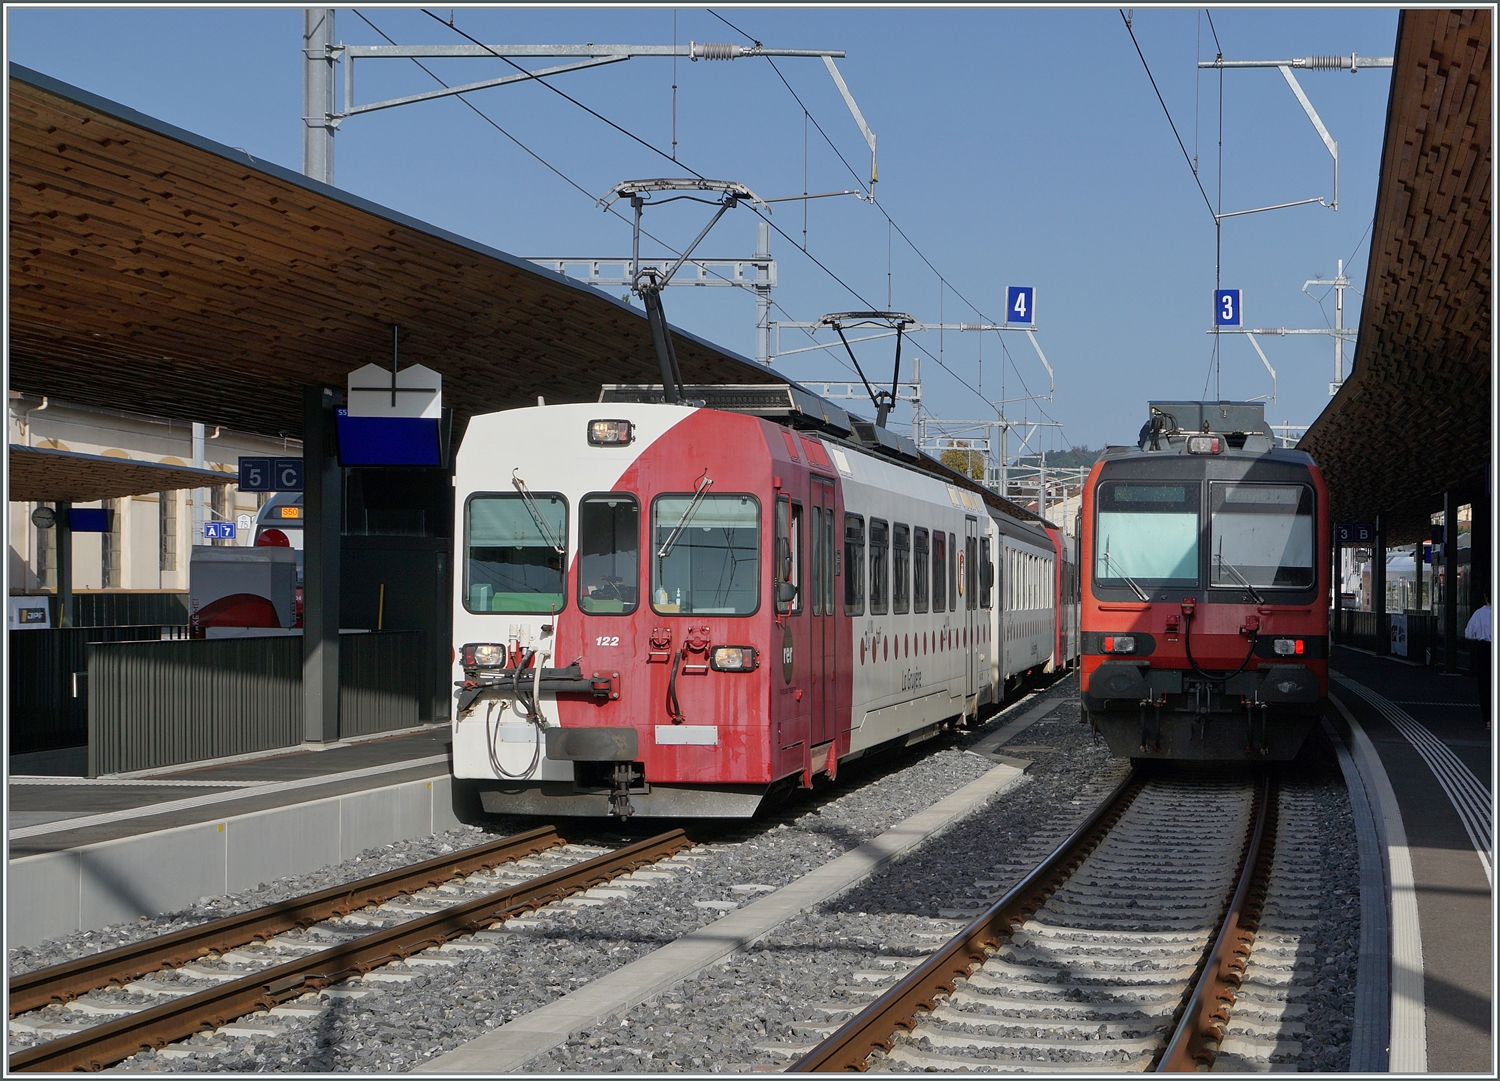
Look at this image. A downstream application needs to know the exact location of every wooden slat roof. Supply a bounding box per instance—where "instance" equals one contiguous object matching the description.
[1299,9,1491,545]
[7,64,781,441]
[8,444,233,503]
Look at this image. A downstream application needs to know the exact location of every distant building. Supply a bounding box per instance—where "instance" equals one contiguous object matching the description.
[7,393,300,595]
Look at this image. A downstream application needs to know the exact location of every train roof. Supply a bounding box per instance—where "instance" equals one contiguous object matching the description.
[599,383,1049,529]
[1100,399,1316,466]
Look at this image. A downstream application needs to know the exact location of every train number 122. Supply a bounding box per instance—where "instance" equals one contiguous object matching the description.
[595,636,620,647]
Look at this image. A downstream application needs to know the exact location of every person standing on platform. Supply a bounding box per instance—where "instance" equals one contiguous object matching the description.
[1464,595,1490,722]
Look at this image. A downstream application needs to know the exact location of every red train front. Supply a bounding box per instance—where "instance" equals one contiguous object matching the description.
[1079,401,1329,760]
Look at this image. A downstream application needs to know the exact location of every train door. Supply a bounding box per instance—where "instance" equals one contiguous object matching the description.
[965,516,979,698]
[810,477,837,749]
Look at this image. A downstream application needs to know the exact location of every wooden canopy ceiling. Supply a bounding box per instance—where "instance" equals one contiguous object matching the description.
[7,64,781,442]
[1299,9,1492,545]
[8,445,233,503]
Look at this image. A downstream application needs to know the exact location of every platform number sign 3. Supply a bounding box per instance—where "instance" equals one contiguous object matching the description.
[1215,289,1242,328]
[1006,286,1035,327]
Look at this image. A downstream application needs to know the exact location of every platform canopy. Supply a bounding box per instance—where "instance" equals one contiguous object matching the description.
[8,444,235,503]
[1299,9,1492,545]
[7,64,782,442]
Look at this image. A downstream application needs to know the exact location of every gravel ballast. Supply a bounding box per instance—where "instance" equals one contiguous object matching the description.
[97,682,1075,1072]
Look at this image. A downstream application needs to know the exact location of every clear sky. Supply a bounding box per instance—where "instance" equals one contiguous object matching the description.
[7,5,1399,457]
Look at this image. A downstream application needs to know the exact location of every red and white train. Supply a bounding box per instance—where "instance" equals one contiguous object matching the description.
[451,385,1078,817]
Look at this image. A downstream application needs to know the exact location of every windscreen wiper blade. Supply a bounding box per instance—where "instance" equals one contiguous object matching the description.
[657,473,713,558]
[1100,544,1150,602]
[1216,546,1266,605]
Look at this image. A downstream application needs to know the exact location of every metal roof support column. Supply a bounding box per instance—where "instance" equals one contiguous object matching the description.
[56,501,73,629]
[1444,490,1460,673]
[1332,532,1342,645]
[1373,514,1387,654]
[302,386,341,743]
[303,9,336,185]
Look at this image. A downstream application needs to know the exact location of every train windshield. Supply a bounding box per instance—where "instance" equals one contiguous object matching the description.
[1095,482,1200,589]
[578,495,640,614]
[1209,483,1315,590]
[652,494,759,615]
[464,493,567,613]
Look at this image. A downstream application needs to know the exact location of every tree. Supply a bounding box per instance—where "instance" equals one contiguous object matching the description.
[939,439,985,480]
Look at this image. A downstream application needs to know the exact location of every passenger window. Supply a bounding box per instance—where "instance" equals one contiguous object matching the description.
[578,495,639,615]
[966,529,978,611]
[844,514,865,616]
[893,523,910,615]
[913,527,930,614]
[465,492,567,614]
[949,532,959,612]
[980,537,993,609]
[869,519,889,615]
[932,529,947,612]
[774,497,803,615]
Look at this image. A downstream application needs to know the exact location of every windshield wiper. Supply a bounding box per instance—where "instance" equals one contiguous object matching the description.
[511,470,565,554]
[657,472,713,558]
[1100,543,1150,601]
[1216,543,1265,605]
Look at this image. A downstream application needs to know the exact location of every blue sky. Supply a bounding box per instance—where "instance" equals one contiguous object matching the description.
[7,5,1399,456]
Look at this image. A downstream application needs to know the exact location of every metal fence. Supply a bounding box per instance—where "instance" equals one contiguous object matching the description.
[86,631,424,776]
[8,626,170,755]
[32,591,191,628]
[1332,610,1379,652]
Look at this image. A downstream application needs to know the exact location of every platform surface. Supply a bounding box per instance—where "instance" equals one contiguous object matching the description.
[1327,647,1492,1073]
[7,726,452,858]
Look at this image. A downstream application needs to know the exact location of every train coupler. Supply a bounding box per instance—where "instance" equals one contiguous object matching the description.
[608,762,639,818]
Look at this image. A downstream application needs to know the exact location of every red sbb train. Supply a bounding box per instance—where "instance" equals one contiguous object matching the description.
[451,385,1079,817]
[1079,401,1329,760]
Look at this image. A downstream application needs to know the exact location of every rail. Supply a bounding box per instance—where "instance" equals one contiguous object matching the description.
[9,828,691,1072]
[790,771,1277,1072]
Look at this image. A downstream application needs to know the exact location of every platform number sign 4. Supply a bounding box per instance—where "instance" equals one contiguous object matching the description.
[1215,289,1242,328]
[1006,286,1035,327]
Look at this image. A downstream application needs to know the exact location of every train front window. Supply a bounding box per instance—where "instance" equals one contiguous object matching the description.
[1095,482,1200,590]
[1209,483,1315,590]
[578,495,639,614]
[465,493,567,614]
[652,494,760,615]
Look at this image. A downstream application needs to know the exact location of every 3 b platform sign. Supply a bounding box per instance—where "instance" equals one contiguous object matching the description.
[1334,522,1374,544]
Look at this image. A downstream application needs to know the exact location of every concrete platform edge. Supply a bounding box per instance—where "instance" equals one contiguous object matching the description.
[1330,691,1428,1072]
[1320,714,1391,1071]
[417,761,1028,1074]
[7,769,458,948]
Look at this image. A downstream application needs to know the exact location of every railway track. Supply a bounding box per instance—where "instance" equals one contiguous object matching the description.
[790,769,1283,1073]
[8,827,691,1072]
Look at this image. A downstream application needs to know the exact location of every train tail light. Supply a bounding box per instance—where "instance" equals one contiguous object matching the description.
[710,646,759,671]
[1103,635,1136,654]
[1186,435,1221,454]
[1273,638,1304,656]
[588,419,635,446]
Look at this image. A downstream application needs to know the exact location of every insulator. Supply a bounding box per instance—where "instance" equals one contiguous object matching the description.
[1300,55,1352,70]
[690,41,741,61]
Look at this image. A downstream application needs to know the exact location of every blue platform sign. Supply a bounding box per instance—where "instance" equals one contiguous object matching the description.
[204,521,237,540]
[1006,286,1035,326]
[1215,288,1242,327]
[1334,522,1374,545]
[239,456,303,492]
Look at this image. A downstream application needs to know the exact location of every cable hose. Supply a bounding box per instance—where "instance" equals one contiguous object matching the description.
[486,700,543,781]
[666,648,687,724]
[1183,612,1259,683]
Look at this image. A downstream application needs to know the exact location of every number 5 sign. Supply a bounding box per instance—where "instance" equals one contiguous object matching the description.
[1006,286,1035,327]
[1215,288,1242,327]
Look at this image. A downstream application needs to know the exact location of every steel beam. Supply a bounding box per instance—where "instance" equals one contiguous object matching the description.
[302,385,341,743]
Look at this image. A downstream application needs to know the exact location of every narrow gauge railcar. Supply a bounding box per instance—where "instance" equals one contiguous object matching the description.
[1079,401,1329,760]
[450,387,1065,817]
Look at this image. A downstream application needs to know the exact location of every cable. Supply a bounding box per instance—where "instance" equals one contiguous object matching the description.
[1120,10,1217,222]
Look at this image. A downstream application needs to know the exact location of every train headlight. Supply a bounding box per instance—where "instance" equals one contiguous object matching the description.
[1273,638,1304,656]
[710,646,759,671]
[1103,635,1136,654]
[1186,435,1221,454]
[588,419,635,446]
[468,643,506,667]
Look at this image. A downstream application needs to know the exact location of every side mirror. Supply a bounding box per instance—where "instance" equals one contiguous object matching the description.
[777,537,793,582]
[777,581,799,604]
